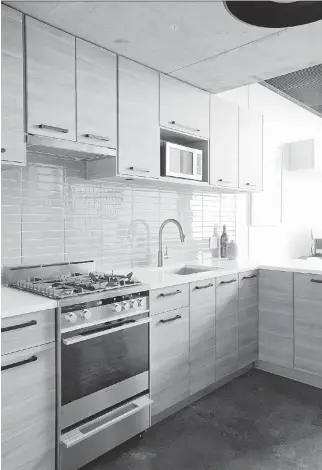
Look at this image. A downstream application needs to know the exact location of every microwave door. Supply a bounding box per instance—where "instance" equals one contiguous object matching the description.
[166,143,196,180]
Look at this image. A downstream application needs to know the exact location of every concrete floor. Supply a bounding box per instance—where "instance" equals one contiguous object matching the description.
[84,370,322,470]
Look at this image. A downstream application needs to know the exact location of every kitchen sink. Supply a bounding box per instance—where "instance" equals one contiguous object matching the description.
[172,265,222,276]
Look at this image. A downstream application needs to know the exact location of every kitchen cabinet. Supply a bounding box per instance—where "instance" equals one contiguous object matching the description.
[189,279,216,394]
[238,271,258,368]
[294,273,322,377]
[210,96,239,188]
[150,307,189,417]
[215,274,239,381]
[258,270,294,368]
[239,107,263,191]
[1,6,25,166]
[26,17,76,141]
[118,57,160,178]
[160,74,210,139]
[1,342,56,470]
[76,39,117,149]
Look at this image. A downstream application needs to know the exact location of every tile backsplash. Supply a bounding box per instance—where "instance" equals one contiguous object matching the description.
[1,157,237,270]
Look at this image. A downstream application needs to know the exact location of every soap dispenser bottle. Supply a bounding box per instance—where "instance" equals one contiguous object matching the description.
[209,224,219,258]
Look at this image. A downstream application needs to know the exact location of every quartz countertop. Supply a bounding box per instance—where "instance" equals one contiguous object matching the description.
[1,286,58,319]
[258,259,322,276]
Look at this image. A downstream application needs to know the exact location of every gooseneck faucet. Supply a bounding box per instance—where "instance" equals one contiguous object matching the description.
[158,219,185,267]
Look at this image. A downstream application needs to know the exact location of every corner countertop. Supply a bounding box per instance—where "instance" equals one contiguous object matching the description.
[258,258,322,276]
[1,286,58,319]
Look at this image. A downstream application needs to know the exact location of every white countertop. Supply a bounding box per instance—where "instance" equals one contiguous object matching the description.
[258,259,322,276]
[1,286,57,319]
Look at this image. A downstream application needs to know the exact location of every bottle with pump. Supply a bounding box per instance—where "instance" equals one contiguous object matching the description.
[209,224,219,258]
[220,225,228,258]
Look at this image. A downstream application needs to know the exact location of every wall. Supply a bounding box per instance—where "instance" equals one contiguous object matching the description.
[1,154,238,270]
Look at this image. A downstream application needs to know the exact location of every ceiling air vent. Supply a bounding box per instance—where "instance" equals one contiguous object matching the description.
[263,64,322,118]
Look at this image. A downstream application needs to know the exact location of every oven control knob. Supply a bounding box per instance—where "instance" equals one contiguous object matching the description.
[64,312,77,324]
[80,309,91,320]
[130,299,138,309]
[112,303,122,313]
[122,301,130,311]
[137,298,143,307]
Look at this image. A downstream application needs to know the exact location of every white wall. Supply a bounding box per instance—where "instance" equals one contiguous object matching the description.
[218,83,322,262]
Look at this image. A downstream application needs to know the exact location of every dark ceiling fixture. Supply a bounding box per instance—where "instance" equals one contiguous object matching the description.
[224,1,322,28]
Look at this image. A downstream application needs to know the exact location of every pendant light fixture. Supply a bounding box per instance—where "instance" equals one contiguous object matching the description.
[224,1,322,28]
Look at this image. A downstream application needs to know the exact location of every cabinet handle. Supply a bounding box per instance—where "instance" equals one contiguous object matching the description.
[159,314,181,324]
[127,166,150,173]
[1,319,37,333]
[245,183,257,187]
[159,289,182,297]
[219,279,237,285]
[1,148,6,153]
[242,274,257,280]
[1,355,37,372]
[84,133,110,142]
[169,121,200,133]
[194,283,213,290]
[310,279,322,284]
[218,179,231,184]
[38,124,69,134]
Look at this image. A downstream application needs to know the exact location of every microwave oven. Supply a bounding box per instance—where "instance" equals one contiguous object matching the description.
[161,142,203,181]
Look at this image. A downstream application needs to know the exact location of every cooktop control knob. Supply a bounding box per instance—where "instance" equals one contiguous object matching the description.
[80,309,91,320]
[122,301,130,311]
[64,312,77,324]
[137,298,143,307]
[112,303,122,313]
[130,299,138,309]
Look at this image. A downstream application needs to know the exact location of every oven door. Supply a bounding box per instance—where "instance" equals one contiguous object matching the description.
[60,312,149,429]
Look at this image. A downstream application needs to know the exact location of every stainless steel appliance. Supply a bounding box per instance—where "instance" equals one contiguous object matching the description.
[161,141,203,181]
[5,261,151,470]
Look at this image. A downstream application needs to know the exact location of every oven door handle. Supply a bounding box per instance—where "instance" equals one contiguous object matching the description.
[62,317,150,346]
[61,396,153,448]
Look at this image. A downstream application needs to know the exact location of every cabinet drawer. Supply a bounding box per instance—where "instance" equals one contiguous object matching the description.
[1,342,56,470]
[150,284,189,315]
[1,309,55,355]
[294,273,322,302]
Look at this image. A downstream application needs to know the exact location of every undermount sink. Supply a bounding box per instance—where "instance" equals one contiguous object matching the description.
[172,265,222,276]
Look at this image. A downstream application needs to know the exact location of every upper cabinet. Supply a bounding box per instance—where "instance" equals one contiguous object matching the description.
[160,75,210,139]
[76,39,117,150]
[1,6,25,165]
[239,107,263,191]
[118,57,160,178]
[210,96,239,188]
[26,17,76,141]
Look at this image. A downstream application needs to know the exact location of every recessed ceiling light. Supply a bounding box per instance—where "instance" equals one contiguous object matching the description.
[224,1,322,28]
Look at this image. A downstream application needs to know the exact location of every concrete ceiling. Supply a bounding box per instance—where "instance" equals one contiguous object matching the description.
[6,1,322,93]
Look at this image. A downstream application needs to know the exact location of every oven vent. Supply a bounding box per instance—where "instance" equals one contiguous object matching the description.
[263,63,322,118]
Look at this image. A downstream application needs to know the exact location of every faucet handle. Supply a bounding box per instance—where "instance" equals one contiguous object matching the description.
[164,245,169,260]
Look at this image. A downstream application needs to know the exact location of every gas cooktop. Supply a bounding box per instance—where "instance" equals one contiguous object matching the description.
[10,271,141,299]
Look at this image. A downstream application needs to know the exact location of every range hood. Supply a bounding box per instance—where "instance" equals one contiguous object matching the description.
[26,134,117,162]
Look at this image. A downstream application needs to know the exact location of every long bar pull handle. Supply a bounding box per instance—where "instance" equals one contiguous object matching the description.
[1,319,37,333]
[1,148,6,153]
[194,283,213,290]
[169,121,200,133]
[159,289,182,297]
[127,166,150,173]
[311,279,322,284]
[242,274,257,281]
[38,124,69,134]
[245,183,257,187]
[1,355,37,372]
[219,279,237,285]
[218,179,232,184]
[84,133,110,142]
[159,314,181,324]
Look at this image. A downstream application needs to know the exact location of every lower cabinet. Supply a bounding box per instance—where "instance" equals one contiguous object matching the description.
[238,271,258,368]
[294,273,322,377]
[189,279,216,395]
[1,342,56,470]
[215,274,239,381]
[150,307,189,417]
[259,270,294,368]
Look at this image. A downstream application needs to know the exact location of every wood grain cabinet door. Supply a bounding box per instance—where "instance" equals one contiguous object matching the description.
[210,96,239,189]
[118,57,160,178]
[294,273,322,377]
[238,271,258,368]
[1,5,25,165]
[258,270,294,368]
[26,17,76,141]
[215,275,239,381]
[76,39,117,149]
[1,342,56,470]
[239,107,263,191]
[160,74,210,138]
[189,279,216,394]
[150,307,189,416]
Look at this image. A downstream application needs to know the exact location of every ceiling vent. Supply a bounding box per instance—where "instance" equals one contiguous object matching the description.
[263,63,322,118]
